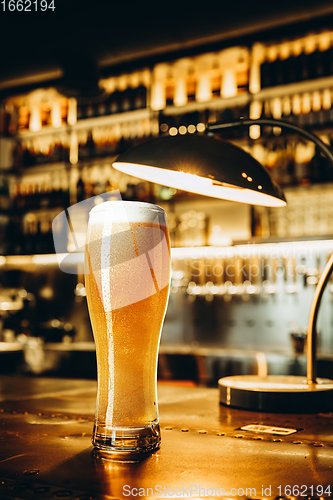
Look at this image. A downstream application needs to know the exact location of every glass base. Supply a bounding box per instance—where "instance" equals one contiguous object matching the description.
[93,423,161,460]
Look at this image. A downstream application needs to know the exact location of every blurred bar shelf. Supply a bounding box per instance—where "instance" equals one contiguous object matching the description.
[14,108,152,139]
[253,74,333,99]
[161,93,250,114]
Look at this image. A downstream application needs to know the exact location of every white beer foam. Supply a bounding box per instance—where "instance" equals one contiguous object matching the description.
[86,200,170,311]
[89,201,166,225]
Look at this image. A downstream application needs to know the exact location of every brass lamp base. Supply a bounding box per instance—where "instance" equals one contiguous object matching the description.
[219,375,333,413]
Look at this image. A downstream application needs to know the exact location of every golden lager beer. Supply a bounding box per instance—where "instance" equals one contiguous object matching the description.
[85,201,170,458]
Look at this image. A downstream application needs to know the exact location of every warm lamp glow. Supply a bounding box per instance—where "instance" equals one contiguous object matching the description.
[112,133,286,207]
[113,161,286,207]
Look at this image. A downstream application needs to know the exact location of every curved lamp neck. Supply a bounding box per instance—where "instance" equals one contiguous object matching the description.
[208,117,333,385]
[207,118,333,165]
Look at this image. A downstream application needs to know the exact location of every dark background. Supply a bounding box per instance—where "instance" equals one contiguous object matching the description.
[2,0,333,99]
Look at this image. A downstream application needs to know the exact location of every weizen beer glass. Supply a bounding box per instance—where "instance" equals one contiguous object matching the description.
[84,201,170,458]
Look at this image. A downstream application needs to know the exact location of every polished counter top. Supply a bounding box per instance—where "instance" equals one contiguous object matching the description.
[0,376,332,499]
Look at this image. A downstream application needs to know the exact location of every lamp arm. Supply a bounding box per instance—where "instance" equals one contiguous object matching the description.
[207,118,333,164]
[207,117,333,384]
[307,254,333,383]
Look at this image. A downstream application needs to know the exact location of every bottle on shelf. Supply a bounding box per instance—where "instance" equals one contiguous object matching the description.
[211,66,221,98]
[0,177,10,212]
[77,103,86,121]
[309,145,331,184]
[187,66,197,103]
[41,102,52,127]
[5,216,23,255]
[38,183,50,210]
[165,76,175,107]
[78,131,96,160]
[17,105,30,133]
[95,97,108,117]
[133,82,147,110]
[121,86,133,113]
[13,183,25,213]
[76,175,85,203]
[260,59,271,89]
[85,102,95,119]
[109,88,121,114]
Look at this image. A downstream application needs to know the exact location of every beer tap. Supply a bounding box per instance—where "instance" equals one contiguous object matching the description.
[224,256,238,299]
[262,256,278,296]
[284,256,299,294]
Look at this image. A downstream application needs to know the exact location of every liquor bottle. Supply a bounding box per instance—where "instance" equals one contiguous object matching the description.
[109,89,121,114]
[165,78,174,107]
[22,146,36,167]
[187,68,196,103]
[312,46,325,79]
[260,58,272,88]
[84,175,94,200]
[105,178,114,192]
[295,51,310,82]
[6,216,23,255]
[0,177,10,212]
[93,170,104,195]
[17,106,30,132]
[24,184,33,210]
[76,176,85,203]
[96,98,108,116]
[12,142,23,169]
[78,132,95,159]
[87,132,95,157]
[34,219,43,254]
[85,102,95,119]
[46,219,55,253]
[41,103,52,127]
[39,183,50,210]
[77,103,86,121]
[121,87,133,112]
[211,68,221,98]
[284,53,297,84]
[52,141,63,162]
[13,183,24,213]
[158,112,175,134]
[288,95,302,126]
[187,111,199,130]
[133,83,147,109]
[23,215,37,255]
[0,105,11,135]
[310,146,329,183]
[7,105,18,135]
[60,99,69,125]
[324,45,333,77]
[61,178,70,208]
[36,218,53,254]
[122,183,136,200]
[272,57,285,86]
[135,182,150,202]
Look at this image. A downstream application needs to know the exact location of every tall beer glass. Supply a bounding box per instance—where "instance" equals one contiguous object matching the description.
[84,201,170,459]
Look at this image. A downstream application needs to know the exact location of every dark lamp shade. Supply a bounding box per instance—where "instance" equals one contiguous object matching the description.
[112,134,286,207]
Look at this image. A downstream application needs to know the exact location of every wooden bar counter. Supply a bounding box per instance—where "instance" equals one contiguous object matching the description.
[0,376,332,499]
